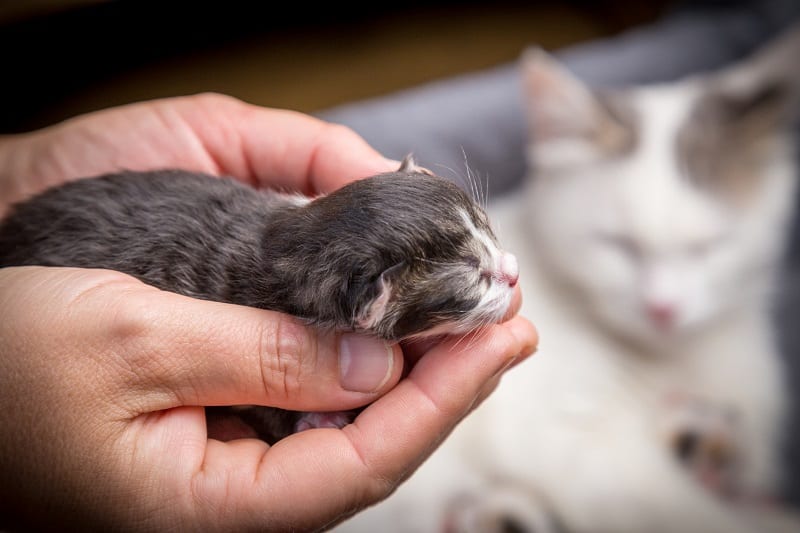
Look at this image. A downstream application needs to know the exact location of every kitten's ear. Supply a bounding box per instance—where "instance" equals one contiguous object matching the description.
[357,262,405,333]
[398,153,435,176]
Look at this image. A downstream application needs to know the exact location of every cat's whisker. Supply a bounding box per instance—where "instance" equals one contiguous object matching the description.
[449,315,496,352]
[464,320,495,351]
[459,147,490,210]
[460,148,482,208]
[434,154,484,207]
[483,172,490,210]
[466,167,481,208]
[462,325,487,351]
[449,326,477,352]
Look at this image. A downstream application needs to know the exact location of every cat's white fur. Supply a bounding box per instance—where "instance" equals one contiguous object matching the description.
[338,27,800,533]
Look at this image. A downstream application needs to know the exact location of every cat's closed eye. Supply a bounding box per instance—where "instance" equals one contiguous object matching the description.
[685,231,729,258]
[465,255,481,269]
[686,240,717,258]
[594,231,642,259]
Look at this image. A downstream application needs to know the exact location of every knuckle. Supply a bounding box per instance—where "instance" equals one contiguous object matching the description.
[105,291,154,346]
[257,314,317,403]
[103,291,166,381]
[68,270,153,347]
[363,473,396,505]
[65,272,170,398]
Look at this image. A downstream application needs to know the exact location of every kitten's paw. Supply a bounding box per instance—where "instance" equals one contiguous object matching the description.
[443,484,561,533]
[294,411,354,433]
[661,393,741,499]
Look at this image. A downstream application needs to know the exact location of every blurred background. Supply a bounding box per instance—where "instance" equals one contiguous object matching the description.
[0,0,674,134]
[3,0,800,521]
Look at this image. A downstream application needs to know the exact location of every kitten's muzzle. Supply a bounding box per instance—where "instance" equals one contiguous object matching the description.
[492,252,519,287]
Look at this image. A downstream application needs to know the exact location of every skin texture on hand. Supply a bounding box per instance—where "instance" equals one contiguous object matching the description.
[0,93,396,219]
[0,93,538,531]
[0,267,534,531]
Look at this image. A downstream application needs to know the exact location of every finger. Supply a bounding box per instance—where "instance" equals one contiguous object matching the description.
[173,94,398,194]
[186,315,537,530]
[351,316,538,477]
[37,266,404,415]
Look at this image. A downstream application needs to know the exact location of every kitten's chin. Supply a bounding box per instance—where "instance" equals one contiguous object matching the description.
[403,290,515,341]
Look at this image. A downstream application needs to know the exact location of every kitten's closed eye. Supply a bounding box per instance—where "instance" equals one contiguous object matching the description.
[465,256,482,269]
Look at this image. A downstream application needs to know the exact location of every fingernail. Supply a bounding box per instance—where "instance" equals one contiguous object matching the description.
[339,334,395,393]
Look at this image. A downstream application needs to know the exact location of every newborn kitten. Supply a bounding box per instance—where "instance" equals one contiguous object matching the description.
[0,156,518,443]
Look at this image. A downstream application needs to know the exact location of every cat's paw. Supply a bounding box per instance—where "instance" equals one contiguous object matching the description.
[661,393,741,499]
[294,411,354,433]
[443,484,561,533]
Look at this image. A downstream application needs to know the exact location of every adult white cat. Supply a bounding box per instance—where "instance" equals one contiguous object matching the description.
[339,25,800,533]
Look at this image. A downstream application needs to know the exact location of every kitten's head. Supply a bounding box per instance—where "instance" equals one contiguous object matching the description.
[520,26,800,345]
[294,156,518,341]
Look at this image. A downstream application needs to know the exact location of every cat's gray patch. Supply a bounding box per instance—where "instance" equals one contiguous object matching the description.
[677,78,798,205]
[676,24,800,205]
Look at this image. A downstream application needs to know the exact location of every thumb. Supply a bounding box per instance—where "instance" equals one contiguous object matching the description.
[67,267,404,414]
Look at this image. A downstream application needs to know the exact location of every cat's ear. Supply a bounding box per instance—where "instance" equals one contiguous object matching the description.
[520,48,633,159]
[398,153,435,176]
[356,262,405,333]
[520,47,600,140]
[707,23,800,134]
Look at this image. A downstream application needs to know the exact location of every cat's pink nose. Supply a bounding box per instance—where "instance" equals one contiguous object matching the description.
[647,302,676,330]
[497,252,519,287]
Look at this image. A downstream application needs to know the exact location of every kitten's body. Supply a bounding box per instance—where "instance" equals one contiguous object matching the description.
[0,160,518,443]
[340,26,800,533]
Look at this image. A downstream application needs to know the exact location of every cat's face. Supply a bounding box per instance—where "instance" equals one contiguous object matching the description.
[520,34,799,345]
[306,164,518,342]
[356,197,519,341]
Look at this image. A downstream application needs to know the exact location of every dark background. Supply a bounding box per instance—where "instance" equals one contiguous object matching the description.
[0,0,674,133]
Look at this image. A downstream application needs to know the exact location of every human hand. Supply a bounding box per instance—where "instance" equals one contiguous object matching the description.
[0,92,395,218]
[0,94,537,530]
[0,266,535,531]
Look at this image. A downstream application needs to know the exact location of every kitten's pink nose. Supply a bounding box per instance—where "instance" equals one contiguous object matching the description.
[496,252,519,287]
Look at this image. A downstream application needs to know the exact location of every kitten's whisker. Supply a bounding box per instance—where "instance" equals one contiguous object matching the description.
[464,320,493,351]
[434,154,483,206]
[450,327,477,352]
[462,328,482,351]
[483,172,490,210]
[432,162,469,196]
[459,147,490,210]
[462,149,481,207]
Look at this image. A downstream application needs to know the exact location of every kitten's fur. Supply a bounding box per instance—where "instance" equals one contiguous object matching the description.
[339,26,800,533]
[0,157,518,443]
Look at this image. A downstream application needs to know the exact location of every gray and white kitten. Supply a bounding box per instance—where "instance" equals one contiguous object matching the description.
[0,156,518,443]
